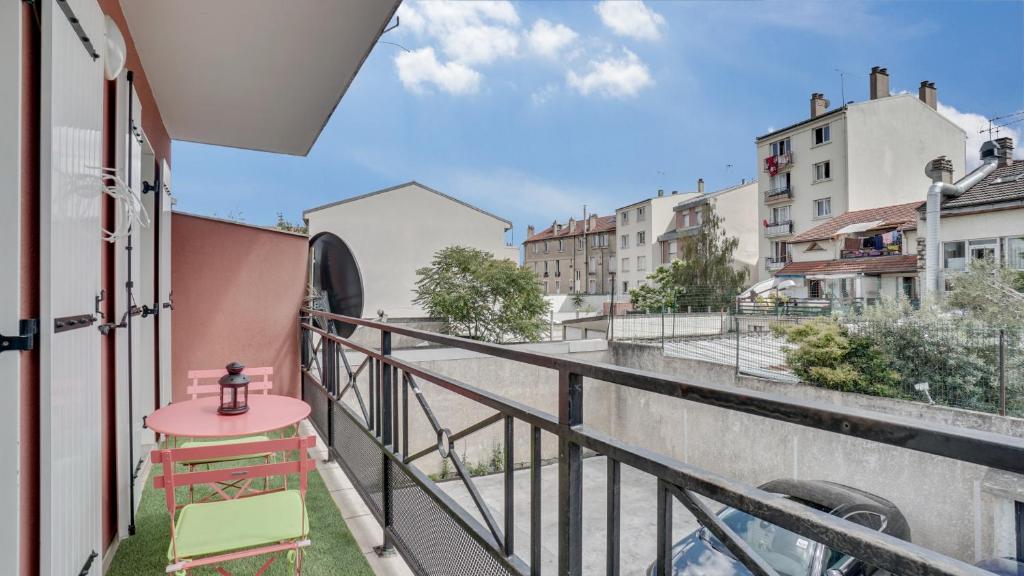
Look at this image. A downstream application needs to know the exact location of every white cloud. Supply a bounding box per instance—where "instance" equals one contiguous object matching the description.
[566,49,653,99]
[442,24,520,65]
[938,102,1023,170]
[395,48,481,95]
[531,83,559,107]
[526,19,578,59]
[397,1,521,65]
[594,1,666,41]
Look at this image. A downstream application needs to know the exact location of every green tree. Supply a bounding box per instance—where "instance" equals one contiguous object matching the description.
[945,259,1024,329]
[629,202,748,312]
[570,292,585,319]
[413,246,550,343]
[275,212,308,234]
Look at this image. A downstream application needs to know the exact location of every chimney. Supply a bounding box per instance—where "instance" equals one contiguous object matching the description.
[995,137,1015,167]
[657,189,664,197]
[869,66,889,100]
[697,178,704,194]
[927,155,954,184]
[527,225,535,238]
[810,92,830,118]
[671,190,677,195]
[918,81,937,110]
[568,217,576,233]
[588,213,597,231]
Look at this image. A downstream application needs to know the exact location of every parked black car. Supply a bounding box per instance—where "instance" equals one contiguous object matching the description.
[646,479,910,576]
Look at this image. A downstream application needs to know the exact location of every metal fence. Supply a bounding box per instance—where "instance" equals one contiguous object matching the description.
[299,307,1022,576]
[613,312,1024,417]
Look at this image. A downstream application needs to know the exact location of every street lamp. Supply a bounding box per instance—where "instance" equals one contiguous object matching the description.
[607,257,617,341]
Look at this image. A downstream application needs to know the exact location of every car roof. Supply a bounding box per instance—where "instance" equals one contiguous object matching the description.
[758,479,911,540]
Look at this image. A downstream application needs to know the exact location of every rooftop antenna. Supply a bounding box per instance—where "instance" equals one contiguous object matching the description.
[980,110,1024,140]
[834,68,851,107]
[378,16,410,52]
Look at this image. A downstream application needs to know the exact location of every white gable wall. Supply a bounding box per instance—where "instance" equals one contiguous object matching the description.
[306,183,517,318]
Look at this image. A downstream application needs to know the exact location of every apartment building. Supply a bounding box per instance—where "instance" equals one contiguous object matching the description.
[614,189,699,293]
[756,66,965,283]
[523,214,616,295]
[657,180,759,279]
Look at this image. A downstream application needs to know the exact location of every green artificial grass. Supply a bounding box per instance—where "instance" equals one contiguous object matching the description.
[107,456,374,575]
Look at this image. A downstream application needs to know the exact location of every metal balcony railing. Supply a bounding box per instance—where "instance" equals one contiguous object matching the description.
[764,220,793,237]
[299,308,1020,576]
[765,256,789,271]
[764,186,793,203]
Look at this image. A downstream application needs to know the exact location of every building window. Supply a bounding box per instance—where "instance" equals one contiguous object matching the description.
[814,197,832,218]
[621,234,629,249]
[636,206,645,221]
[589,256,597,272]
[637,255,646,272]
[589,279,596,293]
[543,282,549,295]
[555,260,561,276]
[621,211,629,225]
[902,277,916,299]
[637,231,646,246]
[544,261,549,275]
[813,161,831,182]
[532,242,539,254]
[1007,237,1024,270]
[943,241,966,271]
[969,238,997,263]
[558,239,565,252]
[771,241,789,260]
[808,279,823,299]
[668,241,678,260]
[696,207,704,225]
[771,205,791,224]
[577,236,585,250]
[555,280,560,294]
[544,241,549,253]
[622,280,629,293]
[770,138,791,157]
[682,212,690,228]
[771,172,791,191]
[621,257,630,272]
[813,124,831,145]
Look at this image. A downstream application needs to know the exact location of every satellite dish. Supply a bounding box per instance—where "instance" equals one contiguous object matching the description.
[103,16,127,81]
[309,233,364,338]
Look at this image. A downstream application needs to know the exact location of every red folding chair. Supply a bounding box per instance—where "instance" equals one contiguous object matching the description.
[153,435,316,575]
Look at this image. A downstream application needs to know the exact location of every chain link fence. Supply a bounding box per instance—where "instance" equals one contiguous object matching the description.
[613,311,1024,417]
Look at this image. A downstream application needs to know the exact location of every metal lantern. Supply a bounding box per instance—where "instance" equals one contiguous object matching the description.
[218,361,250,415]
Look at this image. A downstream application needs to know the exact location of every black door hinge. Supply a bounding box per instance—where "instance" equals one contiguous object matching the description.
[78,550,98,576]
[0,319,38,353]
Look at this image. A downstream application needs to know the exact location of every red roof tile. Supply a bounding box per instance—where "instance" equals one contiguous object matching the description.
[525,215,616,242]
[777,255,919,276]
[791,201,923,243]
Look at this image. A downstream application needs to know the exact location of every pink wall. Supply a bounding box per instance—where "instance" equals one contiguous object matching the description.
[171,213,307,401]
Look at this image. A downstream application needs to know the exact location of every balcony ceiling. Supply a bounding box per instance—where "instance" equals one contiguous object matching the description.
[119,0,401,155]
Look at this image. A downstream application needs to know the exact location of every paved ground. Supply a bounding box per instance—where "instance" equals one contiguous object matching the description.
[662,333,800,383]
[440,455,703,576]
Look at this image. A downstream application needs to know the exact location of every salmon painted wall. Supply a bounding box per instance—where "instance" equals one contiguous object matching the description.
[171,213,307,400]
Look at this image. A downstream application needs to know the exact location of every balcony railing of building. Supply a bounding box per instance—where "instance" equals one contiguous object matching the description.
[763,151,794,173]
[765,256,789,271]
[763,186,793,204]
[764,220,793,237]
[299,307,1021,576]
[840,247,903,259]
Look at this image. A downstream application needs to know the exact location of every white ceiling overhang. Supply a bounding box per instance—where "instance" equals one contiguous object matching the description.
[119,0,401,155]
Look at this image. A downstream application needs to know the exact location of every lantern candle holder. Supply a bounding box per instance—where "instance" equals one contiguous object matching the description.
[218,361,250,415]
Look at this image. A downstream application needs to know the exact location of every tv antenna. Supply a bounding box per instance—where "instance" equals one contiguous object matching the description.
[979,110,1024,140]
[834,68,852,106]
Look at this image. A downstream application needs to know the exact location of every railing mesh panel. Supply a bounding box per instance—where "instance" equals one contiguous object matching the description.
[387,459,515,576]
[332,402,384,519]
[304,375,329,436]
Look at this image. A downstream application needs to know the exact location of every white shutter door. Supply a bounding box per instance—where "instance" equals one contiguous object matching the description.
[158,161,173,407]
[0,2,24,573]
[39,0,105,574]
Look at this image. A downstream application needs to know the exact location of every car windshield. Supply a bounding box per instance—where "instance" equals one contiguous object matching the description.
[706,508,818,576]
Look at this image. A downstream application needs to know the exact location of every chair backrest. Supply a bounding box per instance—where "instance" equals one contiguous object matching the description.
[186,366,274,400]
[152,435,315,514]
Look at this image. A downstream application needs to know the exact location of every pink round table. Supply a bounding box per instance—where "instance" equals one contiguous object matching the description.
[147,395,311,439]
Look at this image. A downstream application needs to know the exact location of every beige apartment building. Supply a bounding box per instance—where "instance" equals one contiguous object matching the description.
[756,66,965,283]
[614,189,699,293]
[657,180,759,280]
[523,214,616,295]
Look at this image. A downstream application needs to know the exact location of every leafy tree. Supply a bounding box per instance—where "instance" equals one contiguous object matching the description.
[945,259,1024,329]
[772,319,901,397]
[570,292,585,319]
[275,212,309,234]
[414,246,550,343]
[629,202,748,312]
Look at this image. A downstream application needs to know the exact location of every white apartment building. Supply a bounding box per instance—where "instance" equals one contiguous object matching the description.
[614,189,698,293]
[756,66,966,282]
[657,180,760,279]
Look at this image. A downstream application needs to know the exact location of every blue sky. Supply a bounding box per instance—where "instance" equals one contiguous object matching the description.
[172,0,1023,243]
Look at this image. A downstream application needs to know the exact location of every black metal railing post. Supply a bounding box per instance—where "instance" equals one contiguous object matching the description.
[558,368,583,576]
[999,329,1007,416]
[378,328,396,556]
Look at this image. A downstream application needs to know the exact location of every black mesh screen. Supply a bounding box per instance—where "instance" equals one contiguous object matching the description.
[387,459,516,576]
[332,402,384,520]
[305,375,329,438]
